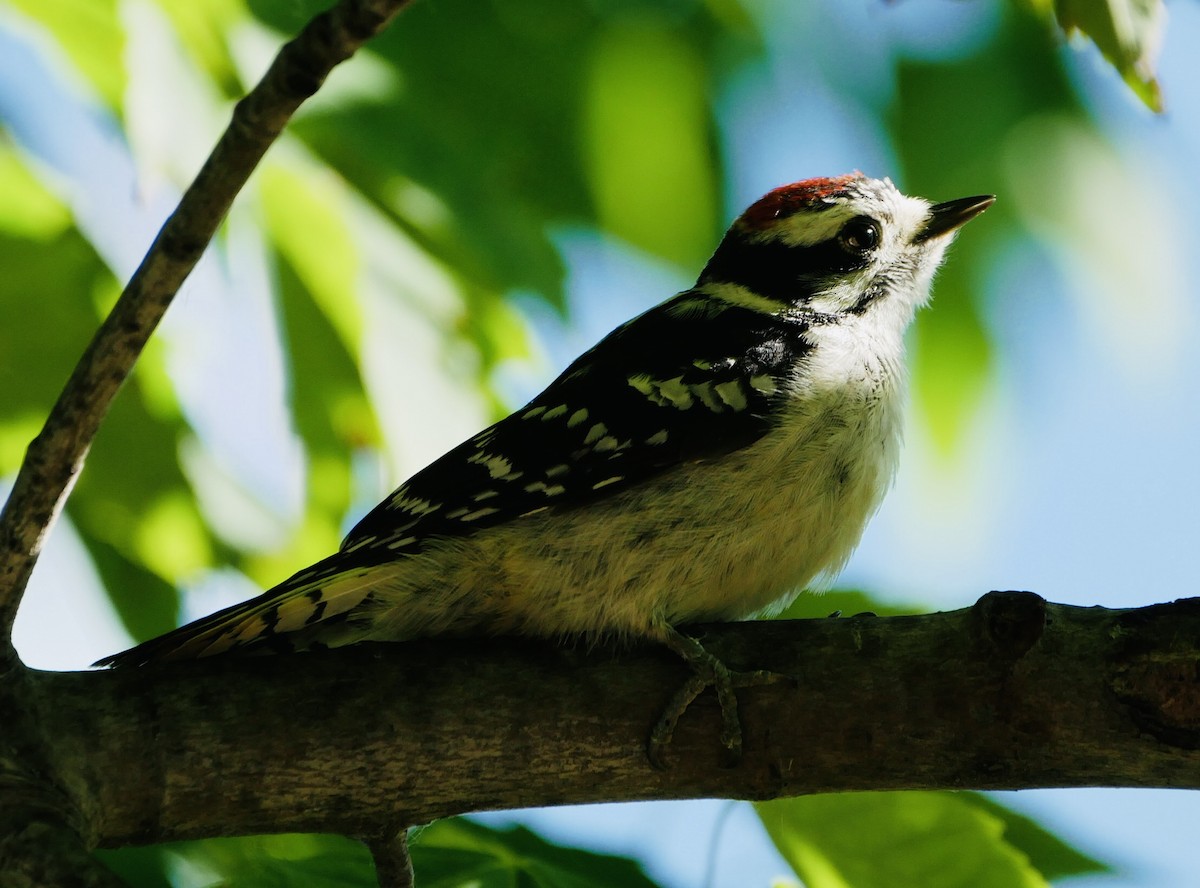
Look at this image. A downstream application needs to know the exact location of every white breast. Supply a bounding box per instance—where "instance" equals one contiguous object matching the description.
[366,316,907,644]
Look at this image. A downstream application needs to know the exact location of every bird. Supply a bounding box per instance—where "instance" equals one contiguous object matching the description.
[97,173,993,764]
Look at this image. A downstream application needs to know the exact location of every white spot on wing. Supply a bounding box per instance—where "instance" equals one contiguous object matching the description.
[390,492,442,517]
[468,450,516,479]
[689,380,722,412]
[657,377,694,409]
[567,408,589,428]
[715,380,748,411]
[749,374,778,395]
[646,429,669,445]
[584,423,608,445]
[461,507,499,522]
[592,476,625,490]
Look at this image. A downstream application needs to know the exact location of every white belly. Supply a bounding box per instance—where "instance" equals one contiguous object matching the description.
[367,326,906,642]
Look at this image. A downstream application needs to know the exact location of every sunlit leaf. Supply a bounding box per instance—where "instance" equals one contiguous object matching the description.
[774,589,924,621]
[96,821,662,888]
[583,15,718,268]
[98,833,376,888]
[0,145,72,239]
[249,0,753,313]
[958,794,1109,881]
[910,263,991,456]
[261,161,365,354]
[412,819,663,888]
[757,792,1049,888]
[1050,0,1164,111]
[0,158,109,424]
[132,492,214,584]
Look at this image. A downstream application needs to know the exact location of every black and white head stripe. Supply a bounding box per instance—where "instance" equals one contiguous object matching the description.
[698,174,903,307]
[699,232,875,305]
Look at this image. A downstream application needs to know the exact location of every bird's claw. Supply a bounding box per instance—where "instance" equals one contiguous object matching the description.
[647,627,788,769]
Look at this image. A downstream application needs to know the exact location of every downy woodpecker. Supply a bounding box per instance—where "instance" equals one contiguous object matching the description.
[98,174,993,763]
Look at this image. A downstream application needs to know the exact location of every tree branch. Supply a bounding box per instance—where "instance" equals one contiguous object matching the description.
[368,830,415,888]
[0,0,413,648]
[23,593,1200,849]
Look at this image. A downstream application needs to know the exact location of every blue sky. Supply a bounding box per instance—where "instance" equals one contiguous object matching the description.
[4,0,1200,886]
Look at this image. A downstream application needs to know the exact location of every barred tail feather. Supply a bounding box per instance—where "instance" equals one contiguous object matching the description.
[93,553,382,668]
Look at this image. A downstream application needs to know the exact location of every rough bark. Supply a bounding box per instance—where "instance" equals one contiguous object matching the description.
[10,592,1200,853]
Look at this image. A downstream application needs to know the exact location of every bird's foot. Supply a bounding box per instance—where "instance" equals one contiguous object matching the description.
[647,625,787,769]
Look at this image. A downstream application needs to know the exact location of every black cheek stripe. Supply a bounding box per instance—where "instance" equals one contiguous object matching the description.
[699,234,870,305]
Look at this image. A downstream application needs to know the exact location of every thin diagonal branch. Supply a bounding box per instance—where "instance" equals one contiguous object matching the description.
[0,0,413,648]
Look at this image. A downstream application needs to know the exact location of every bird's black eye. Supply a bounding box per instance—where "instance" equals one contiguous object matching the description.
[838,217,881,254]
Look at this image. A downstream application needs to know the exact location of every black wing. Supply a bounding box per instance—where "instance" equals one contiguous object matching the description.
[92,293,815,667]
[341,292,814,562]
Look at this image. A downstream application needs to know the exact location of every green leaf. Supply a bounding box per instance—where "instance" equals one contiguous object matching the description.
[183,834,378,887]
[909,260,991,457]
[0,162,110,431]
[149,834,376,888]
[261,162,365,356]
[756,792,1050,888]
[0,146,73,240]
[412,819,663,888]
[93,845,175,888]
[583,15,719,268]
[96,822,661,888]
[773,589,923,621]
[249,0,755,313]
[956,794,1108,881]
[1050,0,1165,112]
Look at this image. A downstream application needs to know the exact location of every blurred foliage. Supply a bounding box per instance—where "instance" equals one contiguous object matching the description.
[775,587,924,621]
[1031,0,1164,111]
[96,820,662,887]
[409,819,662,887]
[757,791,1107,888]
[895,4,1078,453]
[0,0,1164,883]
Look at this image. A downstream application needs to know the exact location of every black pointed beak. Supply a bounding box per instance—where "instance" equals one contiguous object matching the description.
[915,194,995,243]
